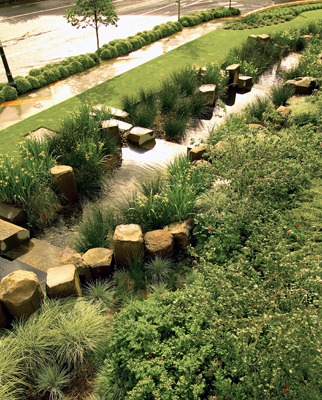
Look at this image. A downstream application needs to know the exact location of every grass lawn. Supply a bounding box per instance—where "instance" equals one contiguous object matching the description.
[1,9,322,156]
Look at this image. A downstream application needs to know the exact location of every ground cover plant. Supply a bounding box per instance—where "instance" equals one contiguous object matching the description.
[92,87,322,400]
[224,2,322,30]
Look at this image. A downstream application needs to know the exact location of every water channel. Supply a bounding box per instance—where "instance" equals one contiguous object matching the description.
[35,52,300,249]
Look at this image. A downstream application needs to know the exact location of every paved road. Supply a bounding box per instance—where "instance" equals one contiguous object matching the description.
[0,0,290,82]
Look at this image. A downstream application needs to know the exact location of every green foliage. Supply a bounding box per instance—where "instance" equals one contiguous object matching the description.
[270,83,295,107]
[225,4,322,30]
[26,75,41,89]
[48,104,117,192]
[117,156,214,232]
[0,138,59,229]
[179,6,240,27]
[243,94,270,123]
[145,256,173,284]
[1,85,18,101]
[70,203,118,253]
[67,60,84,74]
[162,114,189,139]
[0,91,4,105]
[34,363,73,400]
[14,77,32,94]
[171,67,198,96]
[83,279,115,309]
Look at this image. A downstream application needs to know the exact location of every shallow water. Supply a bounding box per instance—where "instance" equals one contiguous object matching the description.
[36,52,301,248]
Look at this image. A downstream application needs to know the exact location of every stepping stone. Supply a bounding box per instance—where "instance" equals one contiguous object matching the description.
[285,76,316,95]
[0,203,26,225]
[3,238,73,272]
[83,248,114,278]
[144,230,174,258]
[46,264,82,298]
[0,220,30,252]
[59,252,92,283]
[257,34,270,44]
[164,219,194,250]
[93,104,129,120]
[25,127,56,142]
[277,105,291,117]
[199,84,216,106]
[0,256,47,291]
[238,76,253,89]
[127,127,156,146]
[226,64,240,85]
[188,144,207,162]
[50,165,78,206]
[113,224,144,265]
[0,270,44,320]
[101,119,122,145]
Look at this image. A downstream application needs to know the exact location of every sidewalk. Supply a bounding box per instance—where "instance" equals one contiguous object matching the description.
[0,18,232,131]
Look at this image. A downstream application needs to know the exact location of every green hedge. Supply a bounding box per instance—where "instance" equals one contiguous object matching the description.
[0,5,239,103]
[179,6,241,27]
[0,52,100,105]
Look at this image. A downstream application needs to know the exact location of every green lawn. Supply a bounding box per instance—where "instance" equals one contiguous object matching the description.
[1,9,322,156]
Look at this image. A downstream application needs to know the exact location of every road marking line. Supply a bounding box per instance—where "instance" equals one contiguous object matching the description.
[11,5,20,7]
[141,2,175,15]
[218,1,238,4]
[2,3,75,20]
[184,0,205,7]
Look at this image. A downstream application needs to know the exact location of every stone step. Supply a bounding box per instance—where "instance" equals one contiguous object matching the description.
[0,219,30,252]
[0,256,47,291]
[0,203,27,226]
[2,238,73,273]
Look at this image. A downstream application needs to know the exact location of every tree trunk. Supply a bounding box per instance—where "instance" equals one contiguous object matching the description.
[94,11,100,56]
[178,0,180,20]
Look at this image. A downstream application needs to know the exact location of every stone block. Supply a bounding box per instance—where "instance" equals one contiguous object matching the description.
[199,84,216,106]
[0,270,44,319]
[93,104,129,120]
[188,144,207,162]
[113,224,144,265]
[0,220,30,252]
[144,230,174,258]
[238,76,253,89]
[285,77,316,95]
[25,127,56,142]
[257,34,270,44]
[0,300,11,328]
[50,165,78,206]
[83,248,114,278]
[46,264,82,298]
[0,203,27,225]
[225,64,240,85]
[101,119,122,145]
[127,127,156,146]
[165,219,194,250]
[59,252,92,283]
[277,106,291,117]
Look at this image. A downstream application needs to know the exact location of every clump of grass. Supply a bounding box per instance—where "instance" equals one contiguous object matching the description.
[162,115,189,140]
[270,83,295,107]
[243,94,271,123]
[34,363,73,400]
[171,67,198,95]
[145,256,173,284]
[158,80,182,113]
[70,203,118,253]
[48,104,118,192]
[83,279,115,310]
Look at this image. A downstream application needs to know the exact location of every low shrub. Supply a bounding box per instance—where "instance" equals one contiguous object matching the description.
[243,94,271,123]
[0,91,5,105]
[15,77,32,94]
[67,60,84,74]
[57,65,69,79]
[162,114,189,139]
[1,85,18,101]
[26,75,41,89]
[28,68,42,77]
[171,67,198,96]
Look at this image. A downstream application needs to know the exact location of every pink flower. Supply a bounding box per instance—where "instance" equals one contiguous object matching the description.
[285,387,289,392]
[150,355,152,358]
[217,360,220,363]
[218,216,221,218]
[215,325,218,328]
[287,228,290,231]
[213,397,217,399]
[269,276,271,279]
[296,224,300,227]
[264,175,267,178]
[256,177,259,180]
[160,359,163,362]
[161,296,163,298]
[208,226,211,230]
[146,378,149,381]
[210,370,214,374]
[239,258,242,261]
[209,242,212,245]
[271,238,274,240]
